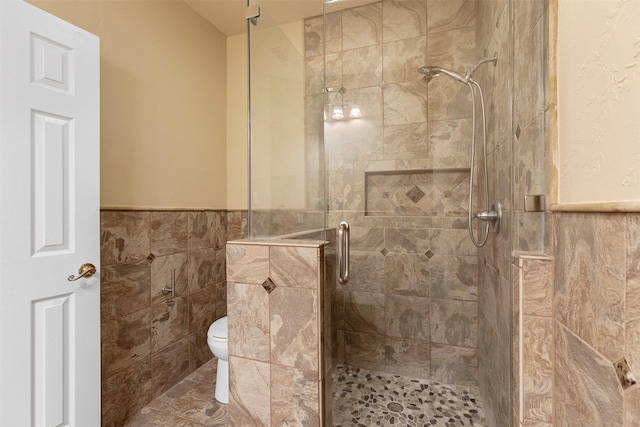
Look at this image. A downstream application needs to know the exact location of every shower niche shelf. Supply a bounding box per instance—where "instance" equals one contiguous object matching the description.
[364,168,471,217]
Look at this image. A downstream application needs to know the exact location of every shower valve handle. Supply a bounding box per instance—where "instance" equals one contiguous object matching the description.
[472,201,502,234]
[474,210,499,221]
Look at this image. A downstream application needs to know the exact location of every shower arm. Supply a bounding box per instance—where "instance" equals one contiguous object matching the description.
[464,54,498,82]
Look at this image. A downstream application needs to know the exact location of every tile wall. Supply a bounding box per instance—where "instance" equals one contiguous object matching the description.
[226,240,332,426]
[512,254,554,426]
[478,1,640,425]
[553,213,639,426]
[475,0,549,424]
[100,209,247,426]
[512,214,640,426]
[474,0,513,424]
[306,0,481,384]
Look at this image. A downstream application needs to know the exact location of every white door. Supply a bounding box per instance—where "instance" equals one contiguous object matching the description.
[0,1,100,426]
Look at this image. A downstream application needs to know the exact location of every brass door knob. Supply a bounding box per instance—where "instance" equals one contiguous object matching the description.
[68,263,97,281]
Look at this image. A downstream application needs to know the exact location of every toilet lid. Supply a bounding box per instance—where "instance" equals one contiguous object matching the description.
[208,316,227,339]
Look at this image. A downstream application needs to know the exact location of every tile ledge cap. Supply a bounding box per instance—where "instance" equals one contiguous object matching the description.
[101,205,225,212]
[512,251,553,261]
[550,201,640,212]
[227,239,325,248]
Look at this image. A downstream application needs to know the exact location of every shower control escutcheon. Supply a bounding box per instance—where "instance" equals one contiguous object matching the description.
[474,201,502,233]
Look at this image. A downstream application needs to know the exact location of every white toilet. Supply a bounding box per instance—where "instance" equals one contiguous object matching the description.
[207,316,228,404]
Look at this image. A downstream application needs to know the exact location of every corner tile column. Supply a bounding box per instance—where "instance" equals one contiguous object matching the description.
[226,240,330,427]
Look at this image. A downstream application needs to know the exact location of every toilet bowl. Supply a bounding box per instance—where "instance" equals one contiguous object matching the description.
[207,316,228,404]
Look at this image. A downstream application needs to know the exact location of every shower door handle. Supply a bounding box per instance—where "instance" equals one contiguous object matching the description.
[338,221,350,284]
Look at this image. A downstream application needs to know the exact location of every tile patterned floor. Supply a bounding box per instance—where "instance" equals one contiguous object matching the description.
[125,361,487,426]
[332,365,487,427]
[124,358,228,427]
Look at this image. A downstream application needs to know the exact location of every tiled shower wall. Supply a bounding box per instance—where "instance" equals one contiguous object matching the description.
[474,0,548,425]
[474,1,512,426]
[99,209,247,426]
[306,0,481,383]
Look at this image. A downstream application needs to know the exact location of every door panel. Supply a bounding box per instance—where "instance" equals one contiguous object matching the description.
[33,293,73,427]
[31,33,74,94]
[0,1,100,425]
[32,110,73,255]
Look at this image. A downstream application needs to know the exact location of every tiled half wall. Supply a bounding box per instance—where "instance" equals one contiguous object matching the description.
[226,240,333,426]
[99,209,247,426]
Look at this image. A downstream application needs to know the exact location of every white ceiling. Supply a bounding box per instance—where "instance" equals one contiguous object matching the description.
[183,0,375,37]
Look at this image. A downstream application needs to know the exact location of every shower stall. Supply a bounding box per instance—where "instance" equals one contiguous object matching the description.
[245,0,548,425]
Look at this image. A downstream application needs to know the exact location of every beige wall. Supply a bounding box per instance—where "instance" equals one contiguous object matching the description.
[226,33,248,210]
[557,0,640,205]
[28,0,228,209]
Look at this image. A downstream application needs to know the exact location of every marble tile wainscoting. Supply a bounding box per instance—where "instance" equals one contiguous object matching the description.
[552,212,640,426]
[510,213,640,426]
[100,209,247,426]
[226,240,332,426]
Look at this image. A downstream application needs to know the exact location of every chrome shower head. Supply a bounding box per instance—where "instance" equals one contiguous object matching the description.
[418,65,467,84]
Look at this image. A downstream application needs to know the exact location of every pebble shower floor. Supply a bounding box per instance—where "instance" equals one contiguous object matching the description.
[332,365,487,427]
